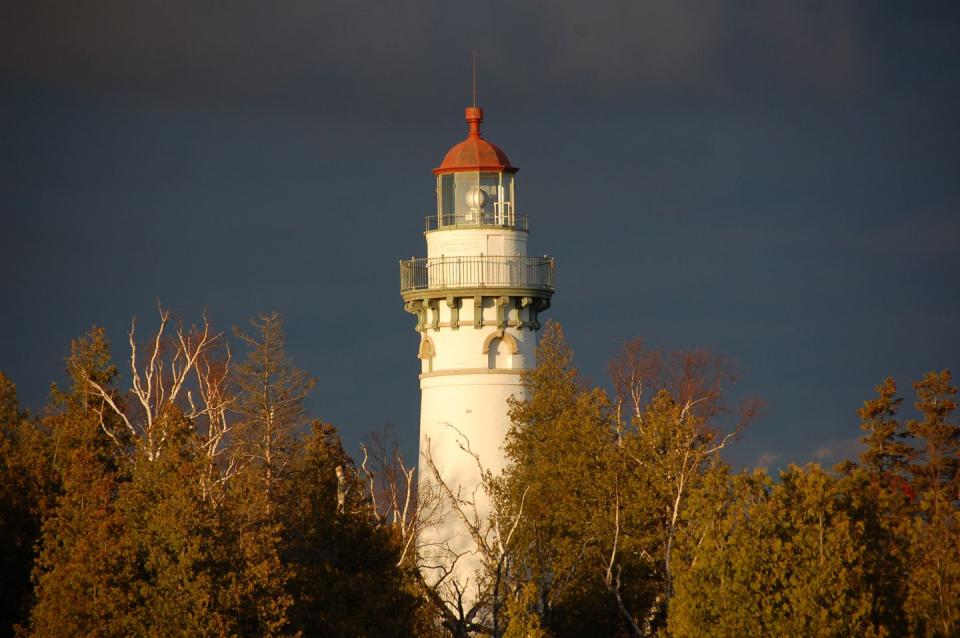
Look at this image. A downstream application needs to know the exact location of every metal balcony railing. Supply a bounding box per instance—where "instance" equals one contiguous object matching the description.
[425,212,528,232]
[400,255,555,294]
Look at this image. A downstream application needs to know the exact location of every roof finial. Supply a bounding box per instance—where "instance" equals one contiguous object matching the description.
[466,51,483,137]
[472,50,477,108]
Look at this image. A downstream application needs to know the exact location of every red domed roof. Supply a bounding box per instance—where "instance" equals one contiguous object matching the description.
[434,107,518,175]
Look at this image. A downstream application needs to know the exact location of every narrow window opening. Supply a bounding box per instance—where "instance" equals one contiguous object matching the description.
[487,337,512,370]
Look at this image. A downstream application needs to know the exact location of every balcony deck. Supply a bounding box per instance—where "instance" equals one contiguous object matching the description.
[400,255,555,296]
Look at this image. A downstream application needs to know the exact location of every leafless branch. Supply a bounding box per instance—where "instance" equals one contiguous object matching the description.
[78,304,232,491]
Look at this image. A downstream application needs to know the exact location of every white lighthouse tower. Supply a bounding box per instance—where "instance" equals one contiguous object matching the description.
[400,106,555,602]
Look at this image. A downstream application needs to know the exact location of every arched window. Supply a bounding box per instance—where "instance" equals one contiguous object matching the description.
[483,330,518,369]
[488,338,509,369]
[419,336,435,373]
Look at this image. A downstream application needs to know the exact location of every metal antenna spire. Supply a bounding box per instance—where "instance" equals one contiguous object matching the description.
[472,50,477,107]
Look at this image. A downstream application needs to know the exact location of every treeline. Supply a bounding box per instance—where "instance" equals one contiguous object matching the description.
[0,313,957,637]
[484,324,959,637]
[0,311,424,637]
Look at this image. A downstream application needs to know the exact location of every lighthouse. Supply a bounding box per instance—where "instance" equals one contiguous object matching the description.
[399,106,555,600]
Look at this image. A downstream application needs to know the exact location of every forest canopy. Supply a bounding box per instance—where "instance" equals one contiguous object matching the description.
[0,309,956,637]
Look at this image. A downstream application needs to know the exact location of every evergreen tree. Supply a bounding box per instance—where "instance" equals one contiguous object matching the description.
[837,377,912,635]
[229,312,314,636]
[905,370,959,637]
[0,373,55,637]
[114,408,241,636]
[283,421,420,636]
[28,328,136,637]
[497,324,749,636]
[907,371,959,507]
[233,312,314,513]
[13,308,957,637]
[669,469,771,637]
[497,323,633,636]
[670,465,881,637]
[858,377,912,479]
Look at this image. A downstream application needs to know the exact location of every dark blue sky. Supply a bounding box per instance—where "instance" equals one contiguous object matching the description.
[2,2,958,469]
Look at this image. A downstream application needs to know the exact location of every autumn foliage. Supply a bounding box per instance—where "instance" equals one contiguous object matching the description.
[0,315,957,637]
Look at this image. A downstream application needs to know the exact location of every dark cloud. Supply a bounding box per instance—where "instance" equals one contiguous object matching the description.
[1,0,440,111]
[1,1,959,468]
[6,2,957,116]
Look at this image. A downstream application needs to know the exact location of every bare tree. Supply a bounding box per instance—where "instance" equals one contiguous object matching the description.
[418,427,528,638]
[190,341,239,501]
[79,303,236,497]
[605,340,761,634]
[358,429,422,568]
[232,312,314,515]
[357,425,528,637]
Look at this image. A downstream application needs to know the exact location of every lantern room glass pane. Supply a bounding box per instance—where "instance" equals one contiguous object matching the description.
[434,171,519,227]
[454,172,480,221]
[502,173,514,204]
[479,173,499,197]
[499,173,515,225]
[439,174,455,219]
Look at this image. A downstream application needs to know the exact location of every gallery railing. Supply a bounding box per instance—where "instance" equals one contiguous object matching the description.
[400,255,555,293]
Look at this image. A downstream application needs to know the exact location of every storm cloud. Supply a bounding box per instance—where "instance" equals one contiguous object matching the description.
[3,2,941,114]
[2,2,958,469]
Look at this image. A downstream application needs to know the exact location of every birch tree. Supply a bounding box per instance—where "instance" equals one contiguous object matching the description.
[608,339,756,634]
[29,326,244,637]
[77,304,235,500]
[497,325,755,636]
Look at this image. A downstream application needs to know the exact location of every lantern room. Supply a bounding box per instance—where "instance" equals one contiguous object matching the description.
[431,107,522,230]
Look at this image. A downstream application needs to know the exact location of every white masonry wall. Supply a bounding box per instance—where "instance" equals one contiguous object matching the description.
[426,227,528,259]
[416,225,537,599]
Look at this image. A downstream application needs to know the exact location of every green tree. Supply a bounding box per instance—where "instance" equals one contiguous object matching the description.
[496,326,751,637]
[114,408,241,637]
[905,370,959,637]
[670,465,882,637]
[233,312,314,513]
[907,371,959,507]
[29,323,252,636]
[0,373,55,636]
[858,377,912,478]
[283,421,420,636]
[834,377,912,635]
[669,469,771,637]
[501,583,549,638]
[229,312,314,636]
[617,388,735,633]
[497,322,622,636]
[28,328,136,637]
[607,340,752,635]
